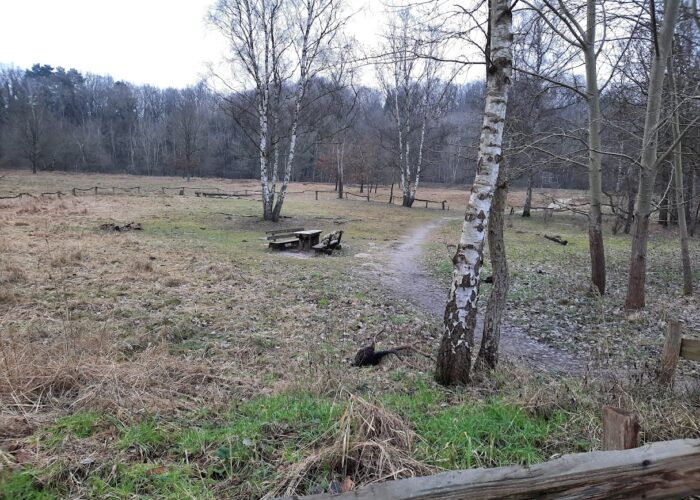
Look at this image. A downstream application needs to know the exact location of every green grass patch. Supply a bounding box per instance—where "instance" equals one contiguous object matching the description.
[0,471,56,500]
[383,382,564,469]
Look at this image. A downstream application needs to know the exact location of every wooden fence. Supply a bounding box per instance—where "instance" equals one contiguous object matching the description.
[659,320,700,384]
[281,438,700,499]
[2,184,448,210]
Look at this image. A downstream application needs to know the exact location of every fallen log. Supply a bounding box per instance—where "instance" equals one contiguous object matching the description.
[544,234,568,245]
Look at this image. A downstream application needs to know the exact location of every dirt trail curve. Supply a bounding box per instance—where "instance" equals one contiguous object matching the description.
[384,219,587,374]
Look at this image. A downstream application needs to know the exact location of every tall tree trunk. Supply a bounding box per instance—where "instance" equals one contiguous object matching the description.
[402,141,413,207]
[522,171,533,217]
[690,171,698,237]
[259,94,274,221]
[584,0,606,295]
[475,164,509,372]
[668,57,693,296]
[336,141,344,199]
[625,0,681,309]
[410,116,427,206]
[435,0,512,385]
[658,165,671,226]
[624,174,636,235]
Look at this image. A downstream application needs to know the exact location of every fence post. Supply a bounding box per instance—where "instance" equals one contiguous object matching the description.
[94,186,98,195]
[602,406,640,451]
[659,320,682,385]
[72,188,76,196]
[315,191,318,200]
[137,186,140,194]
[442,201,446,210]
[389,183,394,204]
[367,192,370,202]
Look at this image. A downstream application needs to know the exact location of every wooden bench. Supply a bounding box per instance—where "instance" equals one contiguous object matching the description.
[313,230,343,254]
[266,227,304,250]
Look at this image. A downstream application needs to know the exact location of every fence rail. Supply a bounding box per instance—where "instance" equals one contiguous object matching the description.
[281,438,700,499]
[1,184,451,211]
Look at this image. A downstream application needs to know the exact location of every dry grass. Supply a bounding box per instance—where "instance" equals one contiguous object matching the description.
[0,170,697,497]
[269,392,436,498]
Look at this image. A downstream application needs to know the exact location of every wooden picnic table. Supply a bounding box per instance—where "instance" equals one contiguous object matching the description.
[295,229,323,251]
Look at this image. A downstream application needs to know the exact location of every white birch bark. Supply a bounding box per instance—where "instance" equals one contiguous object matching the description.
[411,113,427,204]
[436,0,513,385]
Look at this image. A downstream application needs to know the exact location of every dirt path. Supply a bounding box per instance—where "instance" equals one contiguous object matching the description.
[382,219,587,374]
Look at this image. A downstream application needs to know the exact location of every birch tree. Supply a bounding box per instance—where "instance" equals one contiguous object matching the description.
[625,0,682,309]
[379,9,453,207]
[435,0,513,385]
[211,0,346,221]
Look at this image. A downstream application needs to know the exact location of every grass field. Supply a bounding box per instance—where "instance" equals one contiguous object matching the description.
[1,170,698,498]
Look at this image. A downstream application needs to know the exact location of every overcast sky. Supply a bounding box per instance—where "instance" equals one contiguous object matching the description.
[0,0,385,88]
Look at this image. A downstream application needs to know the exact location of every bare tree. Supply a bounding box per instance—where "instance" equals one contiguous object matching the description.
[668,55,693,296]
[211,0,346,221]
[625,0,682,309]
[378,7,455,207]
[435,0,513,385]
[516,0,640,296]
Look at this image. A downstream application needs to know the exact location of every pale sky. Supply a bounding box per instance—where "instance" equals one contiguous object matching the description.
[0,0,385,88]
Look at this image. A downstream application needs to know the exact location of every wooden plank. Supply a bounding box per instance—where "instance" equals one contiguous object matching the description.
[267,227,304,235]
[281,439,700,500]
[680,338,700,361]
[659,320,682,384]
[602,406,639,450]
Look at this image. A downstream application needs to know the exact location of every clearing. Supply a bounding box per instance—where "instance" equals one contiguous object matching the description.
[0,171,698,498]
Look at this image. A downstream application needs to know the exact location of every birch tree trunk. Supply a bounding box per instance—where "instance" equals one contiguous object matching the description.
[410,116,427,205]
[668,57,693,296]
[584,0,606,296]
[625,0,681,309]
[475,163,509,372]
[435,0,512,385]
[402,141,413,207]
[259,94,274,221]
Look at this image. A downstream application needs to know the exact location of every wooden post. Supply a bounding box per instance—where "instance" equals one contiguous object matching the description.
[315,190,318,200]
[425,200,429,208]
[602,406,640,451]
[137,186,140,194]
[94,186,98,195]
[442,201,446,210]
[72,188,76,196]
[659,320,682,384]
[389,183,394,204]
[367,192,370,202]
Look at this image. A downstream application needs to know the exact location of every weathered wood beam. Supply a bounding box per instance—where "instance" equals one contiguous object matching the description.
[281,439,700,500]
[659,320,682,384]
[602,406,640,450]
[680,338,700,362]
